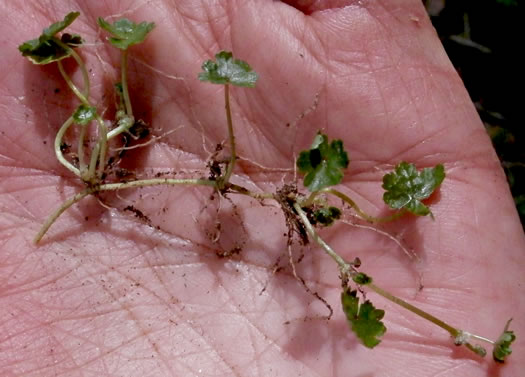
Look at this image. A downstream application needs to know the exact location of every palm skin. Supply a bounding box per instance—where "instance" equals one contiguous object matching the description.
[0,0,523,376]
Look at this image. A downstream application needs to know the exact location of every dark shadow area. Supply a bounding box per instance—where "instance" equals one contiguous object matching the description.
[424,0,524,229]
[280,0,360,15]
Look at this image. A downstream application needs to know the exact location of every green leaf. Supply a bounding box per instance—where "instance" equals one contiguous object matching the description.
[73,105,97,125]
[382,162,445,216]
[307,206,341,227]
[297,133,349,192]
[341,288,386,348]
[97,17,155,50]
[352,273,372,285]
[114,82,123,95]
[198,51,258,87]
[493,319,516,363]
[18,12,82,64]
[43,12,80,38]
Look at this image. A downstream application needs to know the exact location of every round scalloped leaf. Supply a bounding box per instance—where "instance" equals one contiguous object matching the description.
[98,17,155,50]
[43,12,80,38]
[198,51,258,87]
[297,133,349,192]
[382,162,445,216]
[18,12,82,65]
[341,288,386,348]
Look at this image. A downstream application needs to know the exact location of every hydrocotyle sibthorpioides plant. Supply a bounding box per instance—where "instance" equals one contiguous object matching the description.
[19,12,515,363]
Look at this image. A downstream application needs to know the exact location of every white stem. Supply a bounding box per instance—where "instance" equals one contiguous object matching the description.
[54,116,80,176]
[99,178,217,192]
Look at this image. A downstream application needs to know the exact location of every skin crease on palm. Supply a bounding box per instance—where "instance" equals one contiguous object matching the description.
[0,0,523,376]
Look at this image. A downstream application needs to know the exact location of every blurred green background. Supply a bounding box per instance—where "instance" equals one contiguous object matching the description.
[424,0,523,228]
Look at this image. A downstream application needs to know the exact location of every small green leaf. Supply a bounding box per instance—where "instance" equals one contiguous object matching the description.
[73,105,97,125]
[308,206,341,227]
[97,17,155,50]
[198,51,258,87]
[18,12,82,64]
[341,288,386,348]
[352,273,372,285]
[382,162,445,216]
[297,133,349,192]
[43,12,80,38]
[114,82,123,95]
[493,319,516,363]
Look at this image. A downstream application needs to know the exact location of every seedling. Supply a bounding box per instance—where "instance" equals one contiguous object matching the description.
[20,12,515,364]
[198,51,258,187]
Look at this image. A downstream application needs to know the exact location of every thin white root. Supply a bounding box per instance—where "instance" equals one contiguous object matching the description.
[287,243,333,320]
[237,155,293,173]
[340,219,418,261]
[111,128,180,152]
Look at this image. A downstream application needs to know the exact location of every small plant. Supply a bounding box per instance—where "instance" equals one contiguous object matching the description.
[20,12,515,363]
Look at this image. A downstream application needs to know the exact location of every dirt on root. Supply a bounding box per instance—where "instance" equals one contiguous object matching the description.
[275,184,308,246]
[123,205,152,227]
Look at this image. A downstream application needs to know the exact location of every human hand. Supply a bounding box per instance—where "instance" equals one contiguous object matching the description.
[1,1,523,376]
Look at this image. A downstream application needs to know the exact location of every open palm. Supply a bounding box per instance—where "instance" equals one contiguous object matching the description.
[1,1,523,376]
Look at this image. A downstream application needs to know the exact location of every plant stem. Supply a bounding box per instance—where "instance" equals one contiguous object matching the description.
[93,115,108,179]
[81,115,108,182]
[99,178,217,191]
[120,49,133,117]
[57,61,106,182]
[57,60,89,105]
[54,116,80,176]
[34,178,219,243]
[323,188,405,223]
[294,200,490,357]
[368,282,488,356]
[293,202,351,272]
[300,190,320,208]
[367,283,458,336]
[77,122,87,175]
[65,43,90,99]
[56,61,89,177]
[221,84,236,187]
[106,116,134,139]
[54,40,108,181]
[86,140,101,181]
[33,187,94,244]
[53,38,90,100]
[227,183,276,200]
[468,333,495,345]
